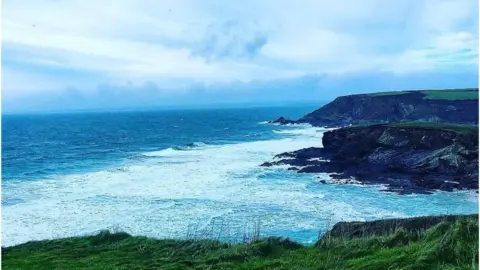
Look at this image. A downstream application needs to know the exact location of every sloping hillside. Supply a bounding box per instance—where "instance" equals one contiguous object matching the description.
[272,89,478,127]
[2,214,477,269]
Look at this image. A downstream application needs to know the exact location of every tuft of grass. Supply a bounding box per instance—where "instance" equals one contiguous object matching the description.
[422,89,478,100]
[2,216,478,269]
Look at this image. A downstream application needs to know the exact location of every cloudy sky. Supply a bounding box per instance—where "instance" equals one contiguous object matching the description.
[2,0,479,112]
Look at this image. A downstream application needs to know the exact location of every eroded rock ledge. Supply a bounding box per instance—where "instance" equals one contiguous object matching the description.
[262,123,479,194]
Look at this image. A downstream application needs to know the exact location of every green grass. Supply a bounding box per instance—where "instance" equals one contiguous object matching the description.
[387,122,478,134]
[2,217,478,269]
[343,122,478,135]
[368,91,410,97]
[422,90,478,100]
[363,88,478,100]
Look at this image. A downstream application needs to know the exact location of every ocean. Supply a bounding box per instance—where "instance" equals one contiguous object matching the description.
[1,106,478,246]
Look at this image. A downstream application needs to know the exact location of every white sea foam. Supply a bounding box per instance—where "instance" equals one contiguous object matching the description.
[308,158,330,162]
[274,126,335,136]
[258,120,313,128]
[2,124,477,246]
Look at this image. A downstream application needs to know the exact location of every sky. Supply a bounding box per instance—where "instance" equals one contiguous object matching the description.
[2,0,479,113]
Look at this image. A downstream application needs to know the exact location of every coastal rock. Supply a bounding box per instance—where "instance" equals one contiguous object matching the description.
[269,116,296,125]
[264,123,479,194]
[269,89,478,127]
[319,214,478,241]
[260,162,274,167]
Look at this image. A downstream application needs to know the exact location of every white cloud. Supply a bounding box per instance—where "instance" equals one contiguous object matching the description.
[418,0,478,33]
[1,0,478,98]
[1,67,95,99]
[262,29,360,63]
[383,31,479,73]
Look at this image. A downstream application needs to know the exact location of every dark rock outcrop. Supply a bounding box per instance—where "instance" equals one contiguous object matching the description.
[318,214,478,241]
[270,89,479,127]
[269,116,296,125]
[263,123,479,194]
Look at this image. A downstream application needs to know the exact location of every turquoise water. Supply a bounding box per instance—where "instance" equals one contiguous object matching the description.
[2,106,477,246]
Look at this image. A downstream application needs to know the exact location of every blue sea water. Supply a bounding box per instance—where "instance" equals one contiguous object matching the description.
[1,106,478,246]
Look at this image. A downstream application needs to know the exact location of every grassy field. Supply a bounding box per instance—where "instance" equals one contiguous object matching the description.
[422,90,479,100]
[2,216,478,270]
[364,88,478,100]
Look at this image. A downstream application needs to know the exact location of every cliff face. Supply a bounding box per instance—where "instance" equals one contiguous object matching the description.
[262,124,479,194]
[266,89,478,194]
[272,89,479,127]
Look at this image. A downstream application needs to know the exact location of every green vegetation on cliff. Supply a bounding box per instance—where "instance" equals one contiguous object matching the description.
[369,91,410,96]
[386,122,478,134]
[345,122,478,135]
[2,215,478,270]
[367,89,478,100]
[290,88,479,127]
[422,89,479,100]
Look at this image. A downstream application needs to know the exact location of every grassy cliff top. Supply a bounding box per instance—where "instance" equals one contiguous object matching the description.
[2,215,478,269]
[368,91,410,96]
[366,88,478,100]
[345,122,478,135]
[387,122,478,134]
[422,89,479,100]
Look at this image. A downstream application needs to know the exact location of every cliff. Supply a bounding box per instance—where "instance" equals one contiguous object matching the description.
[319,214,477,241]
[271,89,479,127]
[262,123,479,194]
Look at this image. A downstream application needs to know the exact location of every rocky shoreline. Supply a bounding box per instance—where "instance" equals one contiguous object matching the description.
[264,89,479,194]
[262,123,478,194]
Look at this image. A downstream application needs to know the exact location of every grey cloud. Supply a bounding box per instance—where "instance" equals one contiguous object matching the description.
[191,20,268,61]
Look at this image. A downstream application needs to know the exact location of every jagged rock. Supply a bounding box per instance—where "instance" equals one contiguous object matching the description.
[269,116,296,125]
[260,162,274,167]
[262,123,478,194]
